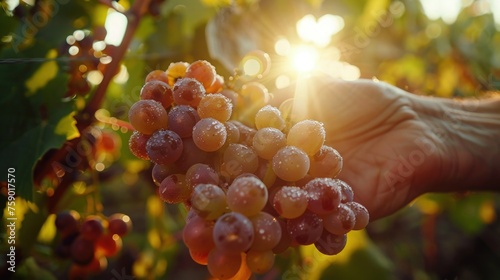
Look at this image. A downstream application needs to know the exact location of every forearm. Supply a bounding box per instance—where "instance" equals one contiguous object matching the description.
[415,94,500,194]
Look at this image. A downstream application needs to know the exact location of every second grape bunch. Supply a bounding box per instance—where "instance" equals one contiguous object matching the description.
[128,54,369,279]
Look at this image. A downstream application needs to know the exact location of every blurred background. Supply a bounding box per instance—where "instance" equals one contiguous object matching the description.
[1,0,500,279]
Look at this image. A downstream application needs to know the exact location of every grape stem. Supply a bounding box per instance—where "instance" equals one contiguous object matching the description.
[37,0,153,213]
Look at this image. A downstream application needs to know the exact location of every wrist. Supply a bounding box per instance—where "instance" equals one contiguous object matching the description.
[411,94,500,195]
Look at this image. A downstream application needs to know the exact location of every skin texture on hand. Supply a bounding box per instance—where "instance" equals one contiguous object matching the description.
[279,75,500,220]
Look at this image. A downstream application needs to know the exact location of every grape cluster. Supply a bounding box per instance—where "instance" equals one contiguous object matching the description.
[54,211,132,279]
[128,57,369,279]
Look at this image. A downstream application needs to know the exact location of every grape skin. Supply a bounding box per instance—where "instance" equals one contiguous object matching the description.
[252,127,286,160]
[146,129,183,165]
[192,118,227,152]
[167,105,200,138]
[213,212,254,253]
[309,145,343,178]
[172,78,206,107]
[128,131,150,160]
[191,184,227,220]
[287,120,325,156]
[272,146,310,182]
[226,176,268,217]
[128,100,168,135]
[272,186,308,219]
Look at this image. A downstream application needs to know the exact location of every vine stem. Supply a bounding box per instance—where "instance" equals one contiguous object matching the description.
[43,0,152,213]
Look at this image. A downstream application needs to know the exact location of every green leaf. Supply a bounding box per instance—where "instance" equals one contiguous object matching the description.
[0,72,73,200]
[16,257,57,280]
[448,194,491,235]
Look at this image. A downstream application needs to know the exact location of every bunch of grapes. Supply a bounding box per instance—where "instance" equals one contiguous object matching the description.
[54,211,132,279]
[128,56,369,279]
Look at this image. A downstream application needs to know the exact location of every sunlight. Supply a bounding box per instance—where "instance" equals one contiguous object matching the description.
[419,0,462,24]
[296,14,344,47]
[104,9,128,46]
[292,45,318,73]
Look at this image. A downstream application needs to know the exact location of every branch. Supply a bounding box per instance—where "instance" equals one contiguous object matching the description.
[40,0,152,213]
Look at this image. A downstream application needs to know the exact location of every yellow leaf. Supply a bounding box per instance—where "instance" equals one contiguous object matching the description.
[55,112,80,140]
[300,230,369,280]
[37,214,57,243]
[25,50,58,95]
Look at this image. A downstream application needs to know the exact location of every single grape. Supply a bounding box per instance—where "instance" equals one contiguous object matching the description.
[191,184,227,220]
[246,249,275,274]
[252,127,286,160]
[254,105,285,130]
[146,129,183,165]
[140,80,174,109]
[197,93,233,122]
[107,214,132,237]
[166,61,189,86]
[314,231,347,256]
[322,204,356,235]
[184,60,216,90]
[272,186,308,219]
[304,178,341,215]
[128,100,168,135]
[182,214,215,253]
[345,201,370,230]
[286,211,323,245]
[185,163,219,188]
[145,69,169,84]
[95,233,122,257]
[207,248,242,280]
[80,216,104,241]
[158,174,191,204]
[226,176,268,217]
[249,212,282,251]
[213,212,254,253]
[172,78,206,107]
[272,146,310,182]
[221,143,259,179]
[167,105,200,138]
[70,236,95,265]
[309,145,343,178]
[287,120,325,156]
[55,210,80,237]
[206,74,224,93]
[128,131,150,160]
[192,118,227,152]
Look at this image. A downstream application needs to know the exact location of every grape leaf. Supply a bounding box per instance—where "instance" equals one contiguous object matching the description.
[0,72,75,200]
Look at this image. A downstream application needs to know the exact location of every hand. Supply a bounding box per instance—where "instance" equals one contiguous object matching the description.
[277,75,500,220]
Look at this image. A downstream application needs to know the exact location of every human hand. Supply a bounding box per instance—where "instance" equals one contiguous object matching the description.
[277,75,500,220]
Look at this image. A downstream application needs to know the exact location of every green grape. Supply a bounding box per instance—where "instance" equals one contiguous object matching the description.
[226,176,268,217]
[255,105,285,130]
[287,120,325,156]
[191,184,227,220]
[272,146,310,182]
